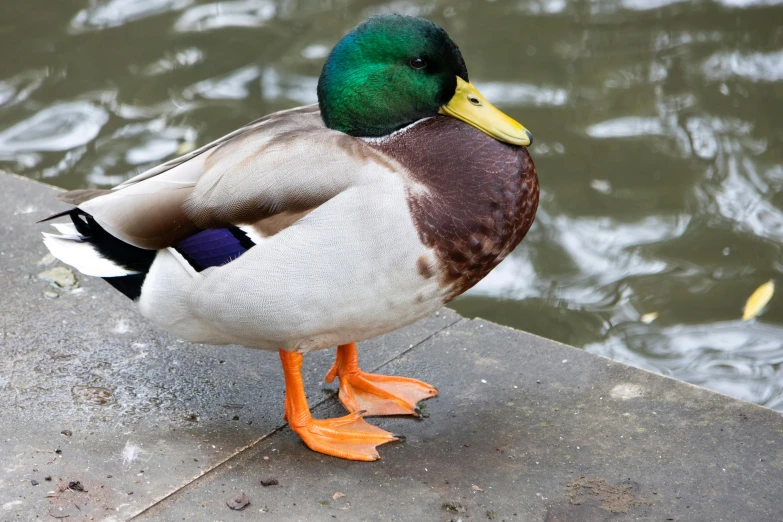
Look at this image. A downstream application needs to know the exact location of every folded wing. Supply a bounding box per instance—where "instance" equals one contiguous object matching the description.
[65,105,390,250]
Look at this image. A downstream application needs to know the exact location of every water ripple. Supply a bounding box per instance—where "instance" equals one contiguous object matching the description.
[142,48,204,76]
[261,68,318,105]
[701,155,783,243]
[0,101,108,155]
[184,65,261,100]
[470,212,688,304]
[619,0,687,11]
[0,70,46,109]
[71,0,194,32]
[517,0,567,15]
[717,0,783,7]
[702,50,783,83]
[586,117,665,139]
[174,0,277,32]
[479,82,569,107]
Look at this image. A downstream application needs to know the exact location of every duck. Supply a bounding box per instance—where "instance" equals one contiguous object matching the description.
[40,14,538,461]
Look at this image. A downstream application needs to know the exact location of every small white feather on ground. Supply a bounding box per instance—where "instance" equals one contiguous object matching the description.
[121,441,143,465]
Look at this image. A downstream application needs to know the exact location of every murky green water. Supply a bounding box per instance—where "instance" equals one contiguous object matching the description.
[3,0,783,409]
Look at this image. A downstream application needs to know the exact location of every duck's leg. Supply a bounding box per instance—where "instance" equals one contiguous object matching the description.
[280,349,400,461]
[324,343,437,417]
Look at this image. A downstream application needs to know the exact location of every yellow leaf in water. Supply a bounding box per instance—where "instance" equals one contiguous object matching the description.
[742,280,775,321]
[640,312,659,324]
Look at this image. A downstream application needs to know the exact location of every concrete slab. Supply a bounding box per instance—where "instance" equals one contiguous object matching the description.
[133,319,783,522]
[2,172,783,522]
[0,172,459,521]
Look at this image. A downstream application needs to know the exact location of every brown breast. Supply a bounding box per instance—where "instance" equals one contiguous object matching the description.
[372,116,539,301]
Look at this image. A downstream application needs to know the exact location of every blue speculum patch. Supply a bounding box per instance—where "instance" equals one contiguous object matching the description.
[174,228,254,272]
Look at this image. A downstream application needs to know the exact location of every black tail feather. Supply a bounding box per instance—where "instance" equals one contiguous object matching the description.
[103,274,149,301]
[37,209,75,224]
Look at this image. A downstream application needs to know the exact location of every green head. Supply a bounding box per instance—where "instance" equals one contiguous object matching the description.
[318,15,469,137]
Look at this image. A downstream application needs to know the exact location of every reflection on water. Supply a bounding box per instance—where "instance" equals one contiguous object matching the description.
[174,0,278,32]
[0,101,108,154]
[71,0,196,32]
[1,0,782,410]
[704,49,783,82]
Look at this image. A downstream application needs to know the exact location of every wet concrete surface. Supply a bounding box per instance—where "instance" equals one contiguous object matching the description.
[2,171,783,522]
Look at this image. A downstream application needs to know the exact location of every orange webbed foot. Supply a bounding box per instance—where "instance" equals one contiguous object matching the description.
[290,411,401,461]
[325,343,438,417]
[280,348,401,461]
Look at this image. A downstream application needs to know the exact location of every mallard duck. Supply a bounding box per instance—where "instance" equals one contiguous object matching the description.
[41,14,538,461]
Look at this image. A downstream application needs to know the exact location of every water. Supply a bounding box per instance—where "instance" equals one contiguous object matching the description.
[2,0,783,409]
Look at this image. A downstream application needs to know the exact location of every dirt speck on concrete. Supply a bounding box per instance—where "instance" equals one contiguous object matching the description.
[442,501,467,513]
[260,477,278,487]
[226,492,250,510]
[566,476,650,513]
[67,481,85,492]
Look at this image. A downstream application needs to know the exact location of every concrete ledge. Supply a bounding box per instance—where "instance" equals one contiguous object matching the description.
[2,171,782,522]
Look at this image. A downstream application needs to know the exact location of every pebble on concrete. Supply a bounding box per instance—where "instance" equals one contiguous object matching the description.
[67,481,85,492]
[37,266,77,289]
[227,492,250,510]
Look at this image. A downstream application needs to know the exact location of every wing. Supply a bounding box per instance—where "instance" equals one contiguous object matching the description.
[68,105,397,250]
[110,105,320,191]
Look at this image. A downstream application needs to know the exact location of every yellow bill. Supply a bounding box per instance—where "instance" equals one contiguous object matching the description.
[439,77,532,147]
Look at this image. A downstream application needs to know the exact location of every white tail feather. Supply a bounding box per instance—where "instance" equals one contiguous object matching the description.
[42,230,136,277]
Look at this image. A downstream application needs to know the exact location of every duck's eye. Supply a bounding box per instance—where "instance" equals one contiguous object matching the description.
[408,57,427,70]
